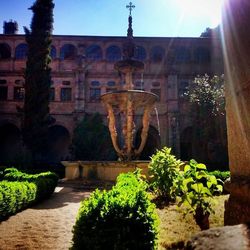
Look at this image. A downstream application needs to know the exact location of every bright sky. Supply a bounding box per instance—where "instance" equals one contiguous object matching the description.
[0,0,224,37]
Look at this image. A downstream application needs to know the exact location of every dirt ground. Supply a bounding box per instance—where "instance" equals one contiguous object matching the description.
[0,182,93,250]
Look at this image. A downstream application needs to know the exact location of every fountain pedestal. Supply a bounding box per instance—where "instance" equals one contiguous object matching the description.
[61,161,149,181]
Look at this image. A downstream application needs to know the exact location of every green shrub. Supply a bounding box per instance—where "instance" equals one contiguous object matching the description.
[71,171,159,250]
[0,181,37,220]
[208,170,230,182]
[0,168,58,220]
[2,168,58,201]
[149,147,182,201]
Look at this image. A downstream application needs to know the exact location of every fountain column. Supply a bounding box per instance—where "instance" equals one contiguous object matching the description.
[222,0,250,225]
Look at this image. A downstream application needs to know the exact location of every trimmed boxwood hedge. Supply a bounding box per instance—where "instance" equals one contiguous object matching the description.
[0,181,37,220]
[71,171,159,250]
[0,168,58,220]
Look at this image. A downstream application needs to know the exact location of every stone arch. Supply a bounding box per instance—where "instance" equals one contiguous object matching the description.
[135,125,161,160]
[174,47,191,62]
[106,45,121,62]
[15,43,28,59]
[86,44,103,61]
[0,43,11,59]
[0,123,22,164]
[60,44,77,60]
[134,45,147,61]
[194,47,211,63]
[150,46,165,62]
[180,126,193,161]
[47,125,71,163]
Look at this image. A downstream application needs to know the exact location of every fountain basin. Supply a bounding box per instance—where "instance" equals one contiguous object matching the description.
[101,90,158,110]
[61,161,150,181]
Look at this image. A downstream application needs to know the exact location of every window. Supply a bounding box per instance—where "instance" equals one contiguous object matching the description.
[62,81,71,86]
[60,44,76,60]
[91,81,100,86]
[50,45,56,59]
[150,46,165,62]
[194,47,211,63]
[106,45,121,62]
[0,86,8,100]
[14,87,25,100]
[90,88,101,101]
[50,88,55,101]
[134,46,147,61]
[107,81,116,87]
[0,43,11,59]
[0,79,7,85]
[86,45,102,61]
[15,43,28,59]
[179,81,189,98]
[174,47,191,63]
[151,89,161,101]
[61,88,72,101]
[135,81,144,90]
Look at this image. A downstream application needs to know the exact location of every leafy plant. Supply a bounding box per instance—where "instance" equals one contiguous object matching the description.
[178,159,223,230]
[71,171,159,250]
[149,147,183,201]
[208,170,230,183]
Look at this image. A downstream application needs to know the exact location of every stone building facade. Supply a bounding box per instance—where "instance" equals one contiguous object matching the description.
[0,25,223,162]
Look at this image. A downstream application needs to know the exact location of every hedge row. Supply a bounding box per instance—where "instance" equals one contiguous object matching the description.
[71,171,159,250]
[0,168,58,220]
[1,168,58,200]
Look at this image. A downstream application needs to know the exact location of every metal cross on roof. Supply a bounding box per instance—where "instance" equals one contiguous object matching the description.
[126,2,135,16]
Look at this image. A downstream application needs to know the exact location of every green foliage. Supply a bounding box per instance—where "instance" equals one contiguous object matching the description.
[208,170,230,182]
[0,181,37,221]
[184,74,228,168]
[178,159,223,216]
[186,74,225,117]
[149,147,182,201]
[1,167,58,203]
[23,0,55,159]
[72,113,116,161]
[71,171,159,250]
[0,167,58,221]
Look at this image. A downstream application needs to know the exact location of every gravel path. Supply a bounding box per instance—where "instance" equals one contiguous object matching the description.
[0,183,92,250]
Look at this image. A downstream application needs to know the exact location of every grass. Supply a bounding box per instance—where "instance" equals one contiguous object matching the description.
[156,195,228,249]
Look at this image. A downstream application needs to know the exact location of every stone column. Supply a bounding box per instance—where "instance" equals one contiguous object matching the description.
[222,0,250,225]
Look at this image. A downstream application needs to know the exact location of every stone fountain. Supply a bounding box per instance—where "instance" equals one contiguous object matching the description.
[62,3,158,180]
[101,3,158,161]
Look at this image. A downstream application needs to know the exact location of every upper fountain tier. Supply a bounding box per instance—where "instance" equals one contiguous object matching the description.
[114,6,144,78]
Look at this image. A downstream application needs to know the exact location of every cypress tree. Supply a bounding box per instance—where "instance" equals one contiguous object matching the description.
[23,0,54,161]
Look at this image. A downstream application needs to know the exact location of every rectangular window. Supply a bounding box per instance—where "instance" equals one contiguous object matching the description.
[14,87,25,100]
[151,88,161,101]
[50,88,55,101]
[90,88,101,102]
[0,86,8,100]
[61,88,72,101]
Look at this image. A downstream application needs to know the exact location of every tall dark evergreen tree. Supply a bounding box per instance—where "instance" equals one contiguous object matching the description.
[23,0,54,161]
